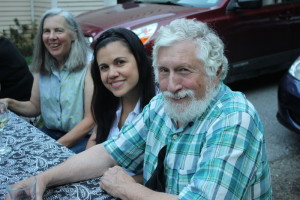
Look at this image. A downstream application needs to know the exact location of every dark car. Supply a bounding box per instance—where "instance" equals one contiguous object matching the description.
[277,56,300,133]
[77,0,300,83]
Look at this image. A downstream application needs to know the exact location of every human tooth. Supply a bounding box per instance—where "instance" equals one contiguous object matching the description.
[112,81,123,86]
[50,44,59,47]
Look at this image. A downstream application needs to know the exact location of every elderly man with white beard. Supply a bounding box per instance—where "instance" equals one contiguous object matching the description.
[7,18,272,200]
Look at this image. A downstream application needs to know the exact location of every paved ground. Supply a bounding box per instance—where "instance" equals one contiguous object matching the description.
[270,154,300,199]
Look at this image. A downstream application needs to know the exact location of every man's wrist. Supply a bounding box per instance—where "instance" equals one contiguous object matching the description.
[120,181,143,200]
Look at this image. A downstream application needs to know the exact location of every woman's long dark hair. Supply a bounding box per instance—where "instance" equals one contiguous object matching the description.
[91,28,156,144]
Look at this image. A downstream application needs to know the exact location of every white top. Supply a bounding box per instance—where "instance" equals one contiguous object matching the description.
[108,100,141,139]
[108,100,141,176]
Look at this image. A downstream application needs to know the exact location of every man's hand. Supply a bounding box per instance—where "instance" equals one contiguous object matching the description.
[0,99,9,112]
[5,175,46,200]
[100,166,136,199]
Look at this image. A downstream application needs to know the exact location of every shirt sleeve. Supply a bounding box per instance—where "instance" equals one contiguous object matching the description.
[179,111,270,200]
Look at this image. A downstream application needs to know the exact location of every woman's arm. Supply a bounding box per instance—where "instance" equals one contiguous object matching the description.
[0,73,41,117]
[86,127,97,149]
[57,65,95,147]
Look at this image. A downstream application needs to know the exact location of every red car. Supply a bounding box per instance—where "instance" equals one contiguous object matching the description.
[77,0,300,83]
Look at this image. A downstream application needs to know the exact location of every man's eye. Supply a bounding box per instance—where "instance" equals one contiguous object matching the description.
[179,68,188,72]
[178,68,191,74]
[158,68,169,73]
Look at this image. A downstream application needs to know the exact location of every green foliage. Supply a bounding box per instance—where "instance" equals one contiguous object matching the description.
[1,18,37,58]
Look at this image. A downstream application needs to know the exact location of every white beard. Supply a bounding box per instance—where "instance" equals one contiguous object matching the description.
[163,85,218,124]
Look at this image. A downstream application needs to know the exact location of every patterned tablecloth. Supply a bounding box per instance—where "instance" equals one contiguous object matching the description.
[0,112,116,200]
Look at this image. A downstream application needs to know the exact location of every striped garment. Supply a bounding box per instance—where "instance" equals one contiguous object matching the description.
[104,82,272,199]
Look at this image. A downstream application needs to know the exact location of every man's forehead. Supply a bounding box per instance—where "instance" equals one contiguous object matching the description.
[157,47,200,67]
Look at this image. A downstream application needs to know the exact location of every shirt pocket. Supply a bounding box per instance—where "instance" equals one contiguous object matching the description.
[174,167,197,193]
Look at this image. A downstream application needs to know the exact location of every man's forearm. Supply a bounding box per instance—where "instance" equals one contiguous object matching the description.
[100,166,179,200]
[119,182,179,200]
[42,144,117,187]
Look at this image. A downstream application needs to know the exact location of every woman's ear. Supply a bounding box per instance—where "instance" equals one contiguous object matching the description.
[72,29,78,41]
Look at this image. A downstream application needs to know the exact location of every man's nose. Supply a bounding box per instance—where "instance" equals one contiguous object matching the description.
[167,73,183,93]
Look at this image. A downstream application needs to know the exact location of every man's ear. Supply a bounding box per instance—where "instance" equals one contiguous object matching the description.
[214,66,222,86]
[216,66,222,78]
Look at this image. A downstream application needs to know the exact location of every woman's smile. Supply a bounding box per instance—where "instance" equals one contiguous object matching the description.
[111,80,125,88]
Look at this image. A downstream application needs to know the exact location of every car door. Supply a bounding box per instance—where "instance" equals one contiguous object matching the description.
[208,0,295,82]
[287,0,300,56]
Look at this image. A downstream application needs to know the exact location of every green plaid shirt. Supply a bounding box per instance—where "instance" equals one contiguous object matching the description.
[104,82,272,199]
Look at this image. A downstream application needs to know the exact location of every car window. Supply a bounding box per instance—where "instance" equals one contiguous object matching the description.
[261,0,298,6]
[283,0,300,2]
[136,0,221,7]
[262,0,280,6]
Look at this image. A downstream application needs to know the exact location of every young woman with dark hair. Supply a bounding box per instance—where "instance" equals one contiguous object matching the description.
[86,27,156,149]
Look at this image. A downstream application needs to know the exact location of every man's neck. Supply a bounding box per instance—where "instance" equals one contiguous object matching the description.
[177,121,184,128]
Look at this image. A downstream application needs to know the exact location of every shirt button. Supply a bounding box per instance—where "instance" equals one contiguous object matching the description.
[173,135,178,139]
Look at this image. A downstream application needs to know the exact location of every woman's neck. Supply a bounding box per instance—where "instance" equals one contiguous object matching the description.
[56,55,67,70]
